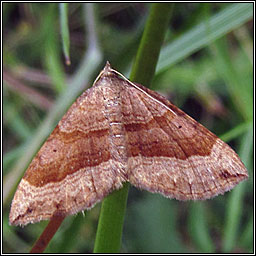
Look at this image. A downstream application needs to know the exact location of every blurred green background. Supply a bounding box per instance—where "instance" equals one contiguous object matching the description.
[3,3,253,253]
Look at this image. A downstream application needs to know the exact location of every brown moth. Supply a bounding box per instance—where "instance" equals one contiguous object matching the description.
[9,62,248,226]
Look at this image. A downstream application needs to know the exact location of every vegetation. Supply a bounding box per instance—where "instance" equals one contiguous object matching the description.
[3,3,253,253]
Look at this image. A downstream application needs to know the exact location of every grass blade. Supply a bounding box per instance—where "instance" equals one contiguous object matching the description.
[93,3,174,253]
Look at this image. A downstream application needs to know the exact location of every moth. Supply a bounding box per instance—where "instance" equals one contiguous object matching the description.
[9,62,248,226]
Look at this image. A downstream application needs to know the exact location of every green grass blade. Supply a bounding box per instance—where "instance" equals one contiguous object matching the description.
[130,3,174,86]
[157,3,253,72]
[210,37,252,121]
[93,3,173,253]
[3,144,26,173]
[220,121,252,142]
[93,183,130,253]
[43,4,66,94]
[240,214,253,250]
[59,3,70,65]
[222,125,252,252]
[188,202,215,252]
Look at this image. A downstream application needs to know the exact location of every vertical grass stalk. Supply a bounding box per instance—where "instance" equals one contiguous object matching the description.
[93,3,173,253]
